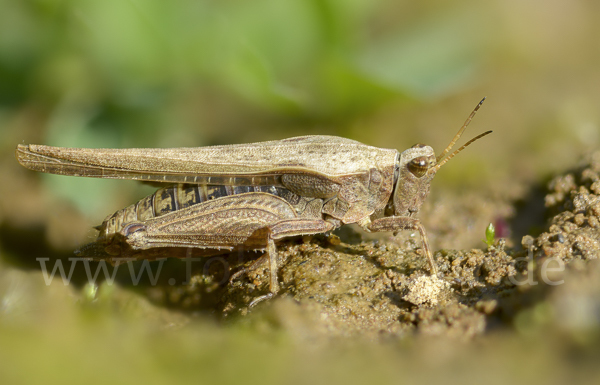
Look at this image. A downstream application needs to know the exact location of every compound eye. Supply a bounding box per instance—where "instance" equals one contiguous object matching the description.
[408,156,430,178]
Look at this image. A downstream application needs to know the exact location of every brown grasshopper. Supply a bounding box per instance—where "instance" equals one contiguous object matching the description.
[16,99,490,300]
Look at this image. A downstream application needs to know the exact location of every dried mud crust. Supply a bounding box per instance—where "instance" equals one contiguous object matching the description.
[148,151,600,340]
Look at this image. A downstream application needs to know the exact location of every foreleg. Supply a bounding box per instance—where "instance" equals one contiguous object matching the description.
[366,216,438,276]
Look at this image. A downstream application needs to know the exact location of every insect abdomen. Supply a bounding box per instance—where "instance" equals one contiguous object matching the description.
[99,183,301,241]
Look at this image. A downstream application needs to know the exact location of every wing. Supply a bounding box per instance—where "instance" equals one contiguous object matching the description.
[15,136,398,185]
[123,192,299,250]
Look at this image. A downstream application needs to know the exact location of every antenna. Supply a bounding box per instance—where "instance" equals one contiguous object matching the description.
[436,97,486,164]
[435,130,492,170]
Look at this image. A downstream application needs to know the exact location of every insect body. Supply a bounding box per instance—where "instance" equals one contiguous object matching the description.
[16,99,491,299]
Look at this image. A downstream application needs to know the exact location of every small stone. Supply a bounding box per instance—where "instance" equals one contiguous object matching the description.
[590,180,600,195]
[403,275,450,306]
[587,201,600,218]
[475,299,498,314]
[521,235,535,249]
[573,213,586,226]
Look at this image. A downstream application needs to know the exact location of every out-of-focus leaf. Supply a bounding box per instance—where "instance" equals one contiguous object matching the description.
[358,5,489,98]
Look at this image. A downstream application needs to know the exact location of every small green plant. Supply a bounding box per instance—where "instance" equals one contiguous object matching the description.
[81,282,98,303]
[483,222,496,248]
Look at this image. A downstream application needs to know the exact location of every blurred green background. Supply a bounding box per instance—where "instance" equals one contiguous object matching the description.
[1,0,600,384]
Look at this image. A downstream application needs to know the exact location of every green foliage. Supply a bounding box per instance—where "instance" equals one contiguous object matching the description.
[0,0,484,122]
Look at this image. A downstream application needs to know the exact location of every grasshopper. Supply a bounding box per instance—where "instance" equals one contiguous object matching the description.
[16,99,490,300]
